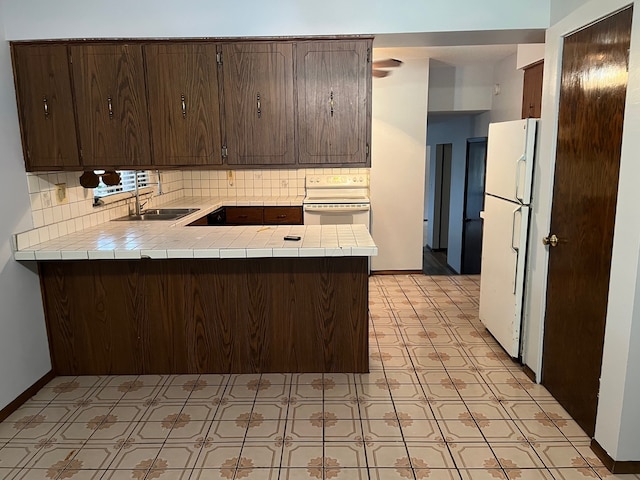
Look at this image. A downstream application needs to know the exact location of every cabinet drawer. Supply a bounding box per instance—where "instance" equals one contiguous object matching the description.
[264,206,303,225]
[226,206,263,225]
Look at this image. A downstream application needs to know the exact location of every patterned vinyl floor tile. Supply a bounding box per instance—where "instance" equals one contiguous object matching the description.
[0,274,623,480]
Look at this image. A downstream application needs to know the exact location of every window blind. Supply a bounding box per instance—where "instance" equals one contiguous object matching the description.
[94,171,150,198]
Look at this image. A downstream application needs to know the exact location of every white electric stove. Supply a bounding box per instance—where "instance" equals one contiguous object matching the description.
[303,174,370,230]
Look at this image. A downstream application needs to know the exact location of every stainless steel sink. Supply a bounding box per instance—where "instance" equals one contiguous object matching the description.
[114,208,200,221]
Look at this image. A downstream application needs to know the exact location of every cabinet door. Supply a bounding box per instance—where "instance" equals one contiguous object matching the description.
[296,40,371,165]
[263,206,303,225]
[222,43,295,165]
[12,44,80,170]
[522,62,544,119]
[71,44,151,168]
[145,43,223,166]
[226,206,263,225]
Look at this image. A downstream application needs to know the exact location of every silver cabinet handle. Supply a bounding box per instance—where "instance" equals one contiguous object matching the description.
[107,96,113,119]
[181,94,186,118]
[43,96,49,118]
[257,93,261,118]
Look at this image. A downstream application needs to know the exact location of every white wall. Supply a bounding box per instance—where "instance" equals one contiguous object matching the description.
[516,43,545,69]
[425,115,475,272]
[524,0,640,461]
[428,64,456,112]
[550,0,591,24]
[371,50,429,271]
[0,4,52,411]
[2,0,550,40]
[473,53,524,136]
[428,63,493,113]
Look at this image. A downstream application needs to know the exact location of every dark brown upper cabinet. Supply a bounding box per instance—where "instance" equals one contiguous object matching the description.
[71,43,151,168]
[11,37,373,171]
[522,61,544,119]
[296,40,372,166]
[221,42,295,166]
[11,44,80,171]
[144,43,223,166]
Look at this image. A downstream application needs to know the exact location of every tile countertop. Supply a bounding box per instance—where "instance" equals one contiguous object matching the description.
[13,196,378,261]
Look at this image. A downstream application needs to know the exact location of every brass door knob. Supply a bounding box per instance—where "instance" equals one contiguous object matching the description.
[542,234,559,247]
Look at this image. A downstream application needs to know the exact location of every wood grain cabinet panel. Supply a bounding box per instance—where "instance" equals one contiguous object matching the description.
[225,206,264,225]
[222,42,295,165]
[39,258,369,374]
[71,43,151,168]
[522,61,544,119]
[263,206,302,225]
[145,43,223,166]
[296,40,372,166]
[40,262,144,374]
[11,44,80,171]
[11,37,372,170]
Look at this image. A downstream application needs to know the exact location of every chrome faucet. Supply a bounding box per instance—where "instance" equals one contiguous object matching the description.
[133,173,148,216]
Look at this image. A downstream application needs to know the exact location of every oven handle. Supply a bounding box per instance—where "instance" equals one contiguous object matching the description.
[304,206,370,213]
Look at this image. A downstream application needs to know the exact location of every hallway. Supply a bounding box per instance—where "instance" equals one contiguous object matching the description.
[0,274,620,480]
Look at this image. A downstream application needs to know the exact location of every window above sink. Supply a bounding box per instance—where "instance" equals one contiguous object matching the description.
[94,170,150,199]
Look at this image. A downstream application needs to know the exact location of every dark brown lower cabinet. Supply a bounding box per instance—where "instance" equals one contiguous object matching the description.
[225,206,303,225]
[39,257,368,375]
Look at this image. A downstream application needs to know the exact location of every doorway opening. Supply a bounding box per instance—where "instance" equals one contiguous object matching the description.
[461,137,487,274]
[425,143,454,275]
[426,144,452,250]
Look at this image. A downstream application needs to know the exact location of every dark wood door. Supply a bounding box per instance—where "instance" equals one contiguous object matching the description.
[222,43,295,165]
[522,61,544,119]
[541,7,632,437]
[461,137,487,274]
[71,44,151,168]
[296,40,371,165]
[145,43,223,166]
[11,44,80,170]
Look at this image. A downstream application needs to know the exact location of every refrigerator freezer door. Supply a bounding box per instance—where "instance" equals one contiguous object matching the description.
[485,119,537,204]
[479,195,530,357]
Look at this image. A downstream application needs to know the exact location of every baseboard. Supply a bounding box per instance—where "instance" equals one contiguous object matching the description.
[522,364,537,383]
[371,270,423,275]
[591,438,640,473]
[0,370,55,423]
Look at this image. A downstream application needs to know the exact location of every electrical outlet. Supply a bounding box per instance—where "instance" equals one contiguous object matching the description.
[55,183,68,205]
[281,179,288,188]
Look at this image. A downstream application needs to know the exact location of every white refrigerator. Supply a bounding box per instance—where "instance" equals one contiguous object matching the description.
[479,118,537,358]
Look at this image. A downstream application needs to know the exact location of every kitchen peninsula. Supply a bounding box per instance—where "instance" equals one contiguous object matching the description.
[14,201,377,376]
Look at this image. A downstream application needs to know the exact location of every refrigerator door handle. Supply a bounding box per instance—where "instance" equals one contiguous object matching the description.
[515,154,526,203]
[511,206,522,294]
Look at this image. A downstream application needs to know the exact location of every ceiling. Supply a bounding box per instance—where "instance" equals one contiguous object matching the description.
[373,28,545,67]
[374,44,519,67]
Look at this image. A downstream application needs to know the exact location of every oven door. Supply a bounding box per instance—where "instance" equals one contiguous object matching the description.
[303,204,370,229]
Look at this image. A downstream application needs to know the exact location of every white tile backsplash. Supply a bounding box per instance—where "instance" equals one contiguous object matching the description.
[18,167,369,250]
